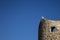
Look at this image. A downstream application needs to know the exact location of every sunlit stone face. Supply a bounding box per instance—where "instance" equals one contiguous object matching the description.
[38,18,60,40]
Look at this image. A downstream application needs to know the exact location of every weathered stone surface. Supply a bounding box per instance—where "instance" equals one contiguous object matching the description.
[38,18,60,40]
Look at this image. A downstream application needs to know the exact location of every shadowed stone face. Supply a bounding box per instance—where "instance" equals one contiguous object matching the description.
[38,18,60,40]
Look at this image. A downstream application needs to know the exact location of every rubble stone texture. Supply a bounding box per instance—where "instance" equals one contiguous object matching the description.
[38,18,60,40]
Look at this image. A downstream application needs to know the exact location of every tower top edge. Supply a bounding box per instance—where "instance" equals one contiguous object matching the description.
[41,16,60,22]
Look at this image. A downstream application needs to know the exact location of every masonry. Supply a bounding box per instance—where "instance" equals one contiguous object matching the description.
[38,17,60,40]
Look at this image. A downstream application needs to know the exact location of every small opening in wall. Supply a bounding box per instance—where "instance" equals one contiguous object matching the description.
[51,27,56,32]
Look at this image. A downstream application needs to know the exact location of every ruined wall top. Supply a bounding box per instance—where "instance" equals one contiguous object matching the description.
[38,17,60,40]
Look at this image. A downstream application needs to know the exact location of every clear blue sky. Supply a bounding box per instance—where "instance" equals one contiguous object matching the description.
[0,0,60,40]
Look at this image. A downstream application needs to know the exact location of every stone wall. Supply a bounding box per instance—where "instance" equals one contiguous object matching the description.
[38,18,60,40]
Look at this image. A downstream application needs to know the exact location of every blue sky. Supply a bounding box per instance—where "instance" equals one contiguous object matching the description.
[0,0,60,40]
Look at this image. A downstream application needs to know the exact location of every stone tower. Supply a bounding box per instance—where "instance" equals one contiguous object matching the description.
[38,17,60,40]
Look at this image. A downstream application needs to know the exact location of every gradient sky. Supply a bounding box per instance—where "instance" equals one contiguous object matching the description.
[0,0,60,40]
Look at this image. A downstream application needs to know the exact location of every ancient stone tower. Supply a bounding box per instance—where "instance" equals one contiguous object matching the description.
[38,17,60,40]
